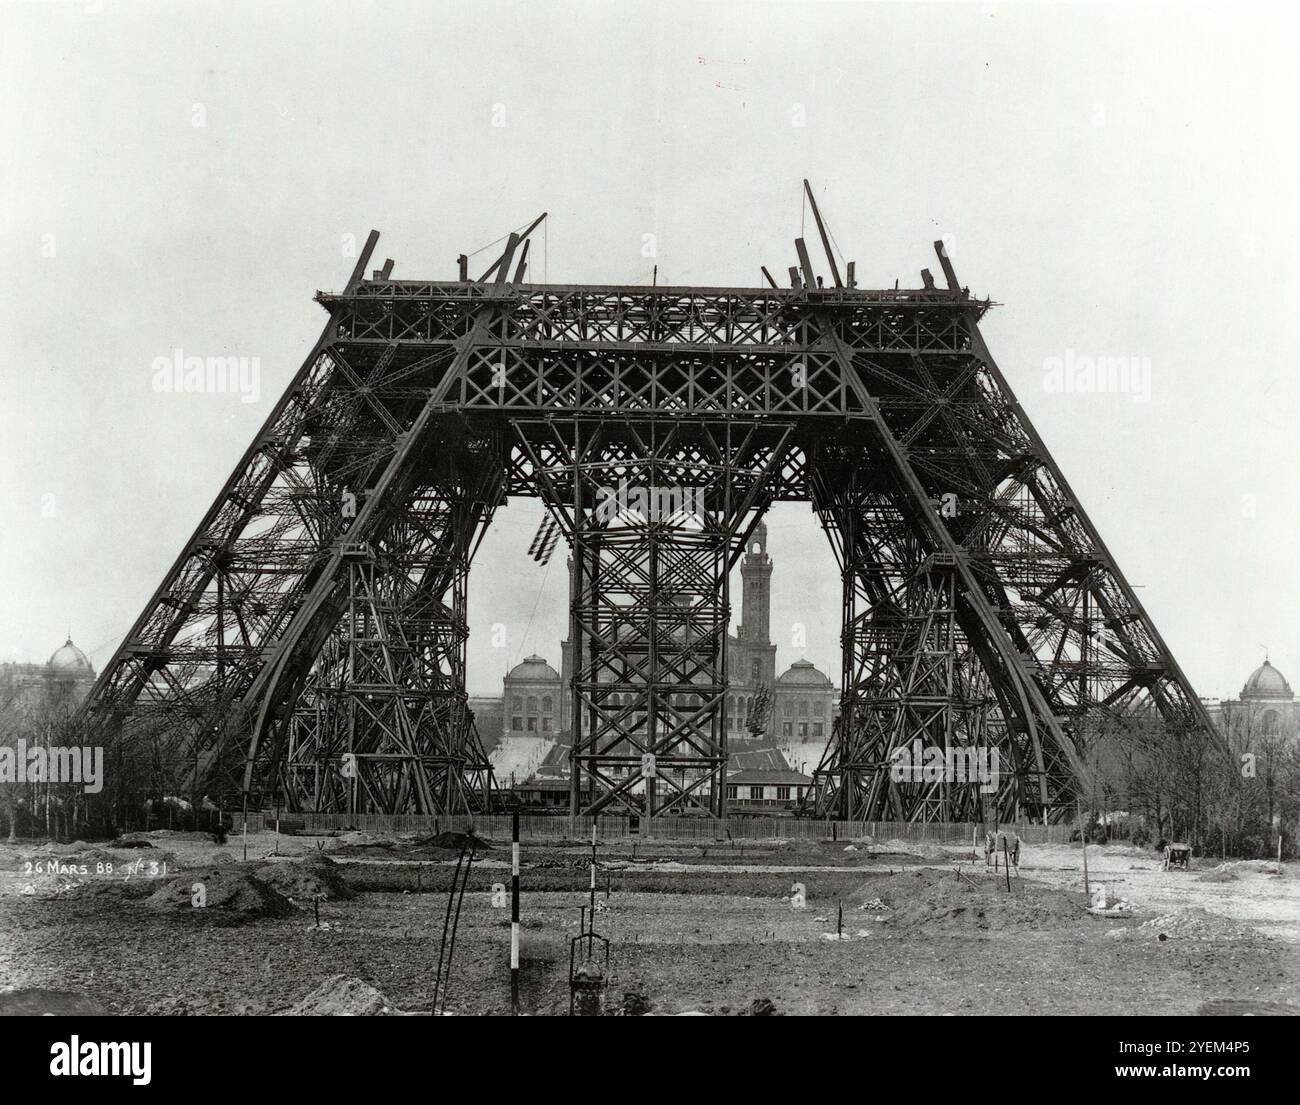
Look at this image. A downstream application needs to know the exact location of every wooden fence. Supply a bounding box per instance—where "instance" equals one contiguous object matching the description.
[283,811,1076,845]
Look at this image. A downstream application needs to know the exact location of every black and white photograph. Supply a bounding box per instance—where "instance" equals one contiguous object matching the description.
[1,0,1297,1063]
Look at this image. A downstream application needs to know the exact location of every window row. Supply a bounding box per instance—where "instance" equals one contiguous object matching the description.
[726,785,801,802]
[510,695,555,714]
[781,722,824,738]
[509,716,554,732]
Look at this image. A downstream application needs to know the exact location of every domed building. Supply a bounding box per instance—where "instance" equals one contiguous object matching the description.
[1240,660,1293,702]
[502,655,561,736]
[44,638,96,711]
[774,659,835,742]
[0,635,97,717]
[47,638,94,679]
[1214,658,1299,745]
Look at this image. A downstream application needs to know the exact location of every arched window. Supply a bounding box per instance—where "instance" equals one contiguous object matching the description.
[783,698,793,716]
[751,659,760,684]
[797,699,808,717]
[542,696,553,714]
[511,695,522,711]
[814,699,825,717]
[728,694,735,715]
[526,695,538,713]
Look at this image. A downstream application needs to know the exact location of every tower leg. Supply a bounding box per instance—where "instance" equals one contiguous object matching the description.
[280,445,503,815]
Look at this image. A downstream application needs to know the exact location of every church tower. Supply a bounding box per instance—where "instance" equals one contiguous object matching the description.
[739,520,772,644]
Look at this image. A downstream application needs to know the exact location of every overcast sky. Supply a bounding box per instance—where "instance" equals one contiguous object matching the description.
[1,0,1297,700]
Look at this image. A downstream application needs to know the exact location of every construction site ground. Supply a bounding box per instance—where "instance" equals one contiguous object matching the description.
[0,831,1296,1016]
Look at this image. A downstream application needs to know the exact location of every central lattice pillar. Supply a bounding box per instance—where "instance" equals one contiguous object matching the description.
[513,418,795,825]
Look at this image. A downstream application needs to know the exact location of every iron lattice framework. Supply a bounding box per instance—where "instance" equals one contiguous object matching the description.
[77,214,1225,822]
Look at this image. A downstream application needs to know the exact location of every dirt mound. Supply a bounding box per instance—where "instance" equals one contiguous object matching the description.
[1197,866,1238,883]
[1196,860,1282,882]
[414,830,492,852]
[337,831,400,848]
[1197,999,1300,1016]
[254,855,354,901]
[290,975,394,1015]
[20,842,114,868]
[850,869,1085,931]
[1208,860,1283,877]
[0,988,114,1016]
[71,879,157,903]
[144,867,298,919]
[1130,908,1267,943]
[874,839,953,861]
[1093,842,1154,859]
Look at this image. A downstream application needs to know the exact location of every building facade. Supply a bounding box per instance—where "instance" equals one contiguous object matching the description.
[773,659,835,742]
[501,656,562,736]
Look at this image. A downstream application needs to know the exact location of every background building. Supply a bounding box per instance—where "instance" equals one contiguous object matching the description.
[726,747,813,811]
[502,655,561,736]
[0,637,97,721]
[1208,659,1300,745]
[774,659,835,742]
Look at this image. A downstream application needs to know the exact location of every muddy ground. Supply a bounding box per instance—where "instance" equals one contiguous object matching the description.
[0,831,1296,1015]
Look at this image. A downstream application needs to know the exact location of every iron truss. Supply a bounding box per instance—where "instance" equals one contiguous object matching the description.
[77,218,1225,822]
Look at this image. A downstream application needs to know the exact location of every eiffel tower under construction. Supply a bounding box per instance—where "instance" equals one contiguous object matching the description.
[77,185,1225,824]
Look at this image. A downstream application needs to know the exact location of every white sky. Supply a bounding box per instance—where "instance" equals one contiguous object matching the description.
[1,0,1297,700]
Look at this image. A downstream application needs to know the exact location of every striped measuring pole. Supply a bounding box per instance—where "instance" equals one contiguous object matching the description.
[589,821,598,923]
[511,811,520,1012]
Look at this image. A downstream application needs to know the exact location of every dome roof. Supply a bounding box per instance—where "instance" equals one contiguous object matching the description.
[1241,659,1293,700]
[505,655,560,682]
[48,638,93,677]
[776,658,832,686]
